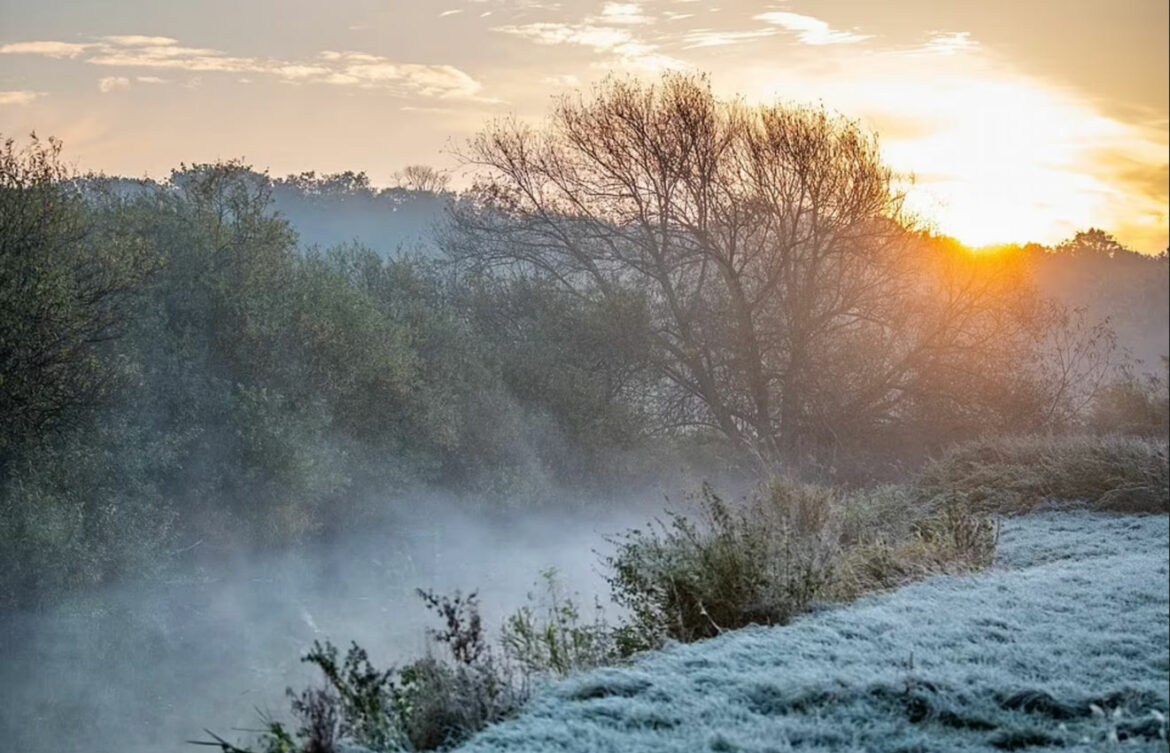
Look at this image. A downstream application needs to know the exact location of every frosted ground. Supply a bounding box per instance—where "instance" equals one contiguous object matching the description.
[457,513,1169,752]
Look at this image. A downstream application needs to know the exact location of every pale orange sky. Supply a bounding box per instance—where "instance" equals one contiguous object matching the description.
[1,0,1167,253]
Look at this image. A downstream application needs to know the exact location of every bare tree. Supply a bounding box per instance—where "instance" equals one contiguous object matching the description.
[393,164,451,194]
[449,74,1038,467]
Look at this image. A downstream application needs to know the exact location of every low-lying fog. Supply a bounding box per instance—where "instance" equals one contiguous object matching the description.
[0,490,705,753]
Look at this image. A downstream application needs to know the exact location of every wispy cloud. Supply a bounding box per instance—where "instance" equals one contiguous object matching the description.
[543,73,581,87]
[317,51,485,98]
[493,12,685,71]
[681,28,776,49]
[0,90,43,106]
[600,3,652,25]
[914,31,978,56]
[0,40,91,58]
[0,35,486,100]
[101,35,179,47]
[98,76,131,93]
[754,12,871,45]
[494,22,631,50]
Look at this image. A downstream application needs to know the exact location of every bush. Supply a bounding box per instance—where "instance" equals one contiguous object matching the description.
[209,590,526,753]
[0,418,177,609]
[602,481,842,648]
[831,500,999,600]
[604,479,1000,649]
[915,435,1170,514]
[500,568,620,677]
[1090,367,1169,438]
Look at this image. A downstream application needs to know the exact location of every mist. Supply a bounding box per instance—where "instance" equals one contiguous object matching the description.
[0,490,684,753]
[1,71,1167,753]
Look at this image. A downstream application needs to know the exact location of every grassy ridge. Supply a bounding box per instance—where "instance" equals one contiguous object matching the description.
[208,435,1169,751]
[917,435,1169,514]
[457,513,1170,752]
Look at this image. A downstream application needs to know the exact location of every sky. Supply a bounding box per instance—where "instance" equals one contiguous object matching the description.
[1,0,1167,253]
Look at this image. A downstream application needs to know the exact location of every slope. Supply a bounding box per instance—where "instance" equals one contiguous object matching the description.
[457,513,1169,752]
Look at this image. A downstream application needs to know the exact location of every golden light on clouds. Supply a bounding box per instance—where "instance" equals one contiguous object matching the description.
[0,0,1165,253]
[733,40,1168,252]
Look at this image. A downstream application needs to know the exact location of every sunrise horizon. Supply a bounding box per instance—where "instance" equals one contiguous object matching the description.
[1,0,1167,254]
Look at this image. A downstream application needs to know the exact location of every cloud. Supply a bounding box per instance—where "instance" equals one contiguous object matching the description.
[493,20,686,71]
[543,73,581,88]
[439,9,463,17]
[914,32,978,55]
[314,51,486,98]
[135,76,168,84]
[101,35,179,47]
[0,35,485,100]
[754,12,871,45]
[0,90,43,106]
[600,3,652,25]
[0,40,91,58]
[681,28,776,48]
[494,22,632,50]
[98,76,131,92]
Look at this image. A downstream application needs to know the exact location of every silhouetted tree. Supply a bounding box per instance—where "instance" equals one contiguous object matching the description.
[393,164,451,194]
[449,74,1039,467]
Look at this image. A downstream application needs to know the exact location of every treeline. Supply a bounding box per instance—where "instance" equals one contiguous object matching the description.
[0,139,657,610]
[1,74,1167,610]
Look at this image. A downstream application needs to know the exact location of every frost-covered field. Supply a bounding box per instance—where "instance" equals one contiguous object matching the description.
[458,513,1170,752]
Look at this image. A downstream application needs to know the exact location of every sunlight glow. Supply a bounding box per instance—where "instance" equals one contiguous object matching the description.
[737,49,1168,252]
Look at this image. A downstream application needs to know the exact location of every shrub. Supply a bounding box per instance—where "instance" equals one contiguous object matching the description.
[604,479,1000,649]
[602,481,842,649]
[500,568,620,678]
[1090,366,1169,438]
[206,590,526,753]
[0,418,178,609]
[915,435,1169,514]
[832,501,999,600]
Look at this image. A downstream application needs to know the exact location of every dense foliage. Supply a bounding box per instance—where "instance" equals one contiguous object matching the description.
[0,73,1167,611]
[0,152,655,610]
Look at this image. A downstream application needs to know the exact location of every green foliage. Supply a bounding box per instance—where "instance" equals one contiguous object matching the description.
[500,569,620,677]
[301,641,396,750]
[916,435,1170,514]
[604,479,1000,649]
[3,152,664,608]
[211,590,527,753]
[603,481,842,648]
[0,415,178,609]
[0,134,156,452]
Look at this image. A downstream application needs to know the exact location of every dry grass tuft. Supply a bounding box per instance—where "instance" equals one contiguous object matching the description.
[915,435,1169,515]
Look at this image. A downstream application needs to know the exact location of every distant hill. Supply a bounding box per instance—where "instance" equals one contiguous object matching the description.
[270,173,451,258]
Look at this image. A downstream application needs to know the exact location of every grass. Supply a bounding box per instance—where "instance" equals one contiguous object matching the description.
[202,435,1168,751]
[603,480,998,649]
[455,513,1170,752]
[915,435,1169,514]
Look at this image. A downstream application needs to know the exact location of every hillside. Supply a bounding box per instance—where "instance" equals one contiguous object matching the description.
[457,513,1169,752]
